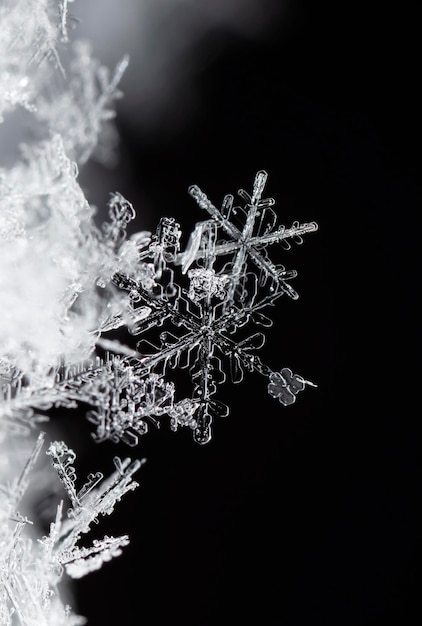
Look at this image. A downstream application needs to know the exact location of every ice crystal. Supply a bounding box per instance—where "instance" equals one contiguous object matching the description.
[0,432,140,625]
[85,362,175,447]
[105,170,318,444]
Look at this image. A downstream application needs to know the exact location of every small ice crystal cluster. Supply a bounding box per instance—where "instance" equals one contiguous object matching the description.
[0,432,141,625]
[0,1,318,624]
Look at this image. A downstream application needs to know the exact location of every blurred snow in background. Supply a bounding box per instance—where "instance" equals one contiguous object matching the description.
[75,0,286,133]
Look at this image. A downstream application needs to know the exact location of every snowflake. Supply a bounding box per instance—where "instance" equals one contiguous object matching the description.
[102,171,318,444]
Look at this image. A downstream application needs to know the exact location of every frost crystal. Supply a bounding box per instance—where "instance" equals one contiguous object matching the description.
[0,432,140,625]
[106,170,317,444]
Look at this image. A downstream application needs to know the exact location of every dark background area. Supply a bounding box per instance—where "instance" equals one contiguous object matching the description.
[69,1,418,624]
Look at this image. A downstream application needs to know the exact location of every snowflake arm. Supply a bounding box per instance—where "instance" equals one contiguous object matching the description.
[60,535,130,579]
[179,170,317,299]
[9,431,46,511]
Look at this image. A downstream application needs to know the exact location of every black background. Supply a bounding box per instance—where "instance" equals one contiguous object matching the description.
[69,2,418,624]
